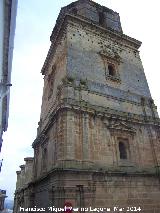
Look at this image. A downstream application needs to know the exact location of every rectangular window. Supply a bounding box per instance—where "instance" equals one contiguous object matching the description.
[117,138,130,162]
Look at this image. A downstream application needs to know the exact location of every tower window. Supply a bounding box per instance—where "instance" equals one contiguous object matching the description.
[108,64,115,76]
[42,147,48,171]
[119,142,127,159]
[48,65,56,100]
[99,11,105,26]
[99,51,121,82]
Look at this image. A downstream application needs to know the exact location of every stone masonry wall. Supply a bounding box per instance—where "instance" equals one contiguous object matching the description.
[33,108,160,179]
[40,35,67,130]
[66,21,151,98]
[15,170,160,213]
[14,1,160,212]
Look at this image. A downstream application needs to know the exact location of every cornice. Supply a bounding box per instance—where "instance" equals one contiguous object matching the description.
[66,14,141,49]
[22,166,158,188]
[32,133,48,148]
[40,77,157,131]
[24,157,34,162]
[32,98,160,148]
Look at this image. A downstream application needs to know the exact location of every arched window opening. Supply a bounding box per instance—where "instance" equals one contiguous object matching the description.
[119,142,127,159]
[108,64,115,76]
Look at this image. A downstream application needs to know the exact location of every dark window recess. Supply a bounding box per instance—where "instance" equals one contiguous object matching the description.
[48,67,56,100]
[48,78,54,99]
[108,64,115,76]
[99,11,105,26]
[141,97,145,106]
[119,142,127,159]
[76,185,84,208]
[42,147,47,169]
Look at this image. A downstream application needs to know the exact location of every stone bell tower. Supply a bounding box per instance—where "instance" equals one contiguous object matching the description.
[14,0,160,212]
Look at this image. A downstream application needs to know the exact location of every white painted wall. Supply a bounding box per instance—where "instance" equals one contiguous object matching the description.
[0,0,4,134]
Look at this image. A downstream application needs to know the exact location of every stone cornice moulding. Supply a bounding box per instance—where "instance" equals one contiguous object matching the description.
[24,157,34,162]
[32,100,160,148]
[65,14,141,48]
[40,79,156,131]
[107,120,137,135]
[32,134,48,148]
[20,166,158,190]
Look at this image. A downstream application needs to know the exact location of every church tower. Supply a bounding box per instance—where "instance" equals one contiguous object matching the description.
[14,0,160,212]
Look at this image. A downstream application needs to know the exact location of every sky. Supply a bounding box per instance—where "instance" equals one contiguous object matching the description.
[0,0,160,200]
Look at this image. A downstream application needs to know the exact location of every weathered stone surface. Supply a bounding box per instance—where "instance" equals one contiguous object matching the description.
[14,0,160,212]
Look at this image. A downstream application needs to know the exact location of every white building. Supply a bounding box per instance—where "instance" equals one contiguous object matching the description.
[0,0,18,154]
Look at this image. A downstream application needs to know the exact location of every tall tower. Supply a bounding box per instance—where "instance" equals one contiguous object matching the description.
[14,0,160,212]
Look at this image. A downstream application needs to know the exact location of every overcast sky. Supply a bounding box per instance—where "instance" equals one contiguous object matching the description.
[0,0,160,200]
